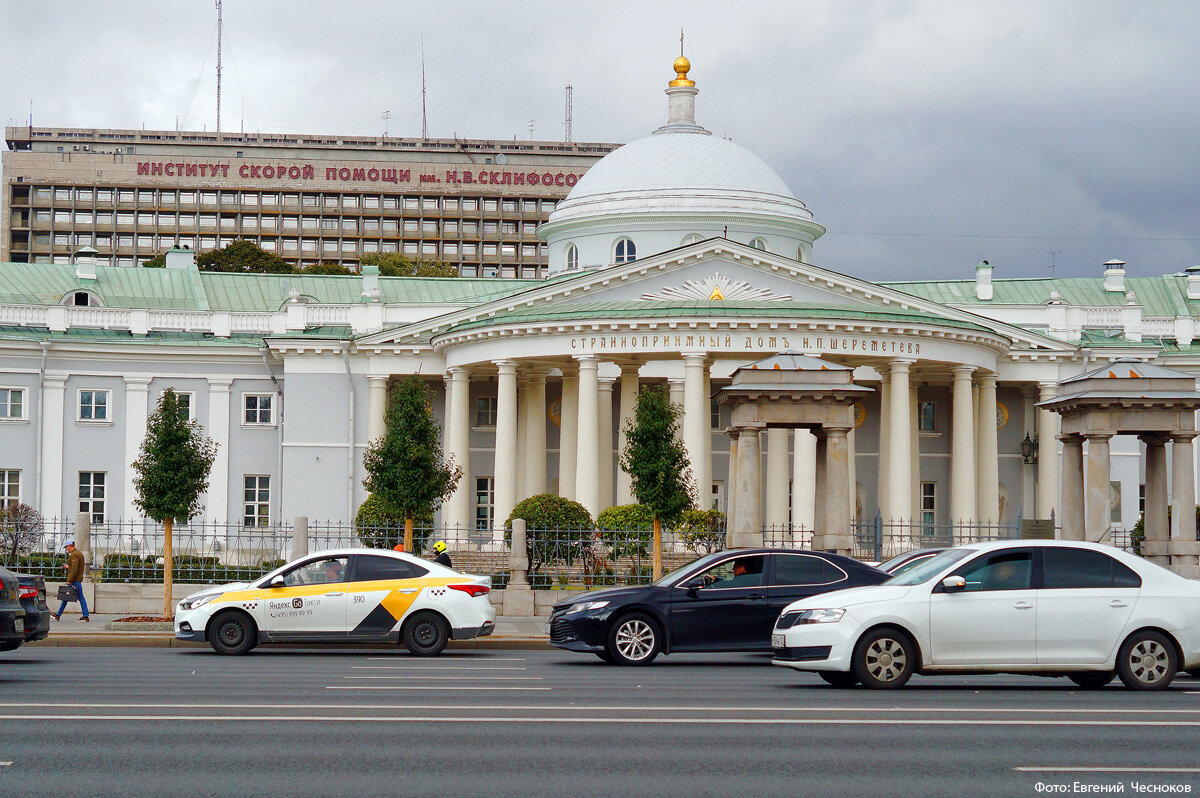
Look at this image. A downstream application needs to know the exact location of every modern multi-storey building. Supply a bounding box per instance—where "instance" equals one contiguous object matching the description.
[2,126,619,276]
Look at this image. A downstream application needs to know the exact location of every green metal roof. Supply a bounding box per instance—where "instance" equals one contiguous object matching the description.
[442,301,997,334]
[0,325,269,346]
[884,276,1194,318]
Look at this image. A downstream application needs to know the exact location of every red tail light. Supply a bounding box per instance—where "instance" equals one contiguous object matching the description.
[448,584,489,598]
[18,586,38,600]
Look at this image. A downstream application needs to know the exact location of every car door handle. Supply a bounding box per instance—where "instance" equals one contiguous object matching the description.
[324,592,344,597]
[1110,600,1128,608]
[1013,601,1033,610]
[746,594,765,600]
[396,588,419,594]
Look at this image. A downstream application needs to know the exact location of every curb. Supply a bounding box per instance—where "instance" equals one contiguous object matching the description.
[24,635,552,650]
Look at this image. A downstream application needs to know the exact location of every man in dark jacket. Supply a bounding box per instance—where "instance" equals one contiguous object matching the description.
[52,540,89,622]
[431,540,452,568]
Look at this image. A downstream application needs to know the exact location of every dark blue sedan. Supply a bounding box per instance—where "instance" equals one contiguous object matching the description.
[549,548,889,665]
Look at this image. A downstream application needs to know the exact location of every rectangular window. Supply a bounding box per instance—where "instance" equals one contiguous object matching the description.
[138,190,155,204]
[1139,484,1145,515]
[501,199,517,213]
[243,393,274,425]
[484,199,499,212]
[921,482,936,535]
[243,475,270,527]
[98,189,113,203]
[461,198,478,212]
[0,388,26,419]
[918,402,936,431]
[474,477,494,531]
[79,472,106,524]
[421,220,438,234]
[78,389,109,421]
[475,396,498,427]
[164,390,194,421]
[501,221,517,234]
[710,400,720,430]
[0,470,19,509]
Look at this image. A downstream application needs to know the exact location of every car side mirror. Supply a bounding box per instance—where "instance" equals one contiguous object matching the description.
[681,576,705,592]
[269,576,286,589]
[941,575,966,592]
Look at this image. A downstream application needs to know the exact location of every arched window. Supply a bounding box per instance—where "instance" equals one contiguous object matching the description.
[681,233,703,246]
[614,238,636,264]
[59,290,102,307]
[749,237,770,252]
[565,244,578,271]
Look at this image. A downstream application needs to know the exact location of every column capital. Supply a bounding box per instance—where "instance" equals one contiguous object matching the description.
[1171,431,1200,442]
[681,351,709,364]
[494,359,519,374]
[523,368,548,384]
[207,378,233,392]
[1139,432,1171,446]
[822,424,853,437]
[366,374,390,385]
[975,371,997,387]
[732,422,765,434]
[617,362,642,376]
[949,365,976,380]
[725,426,741,441]
[446,365,471,377]
[1038,381,1060,400]
[42,374,68,389]
[573,354,601,365]
[123,376,153,390]
[1057,433,1084,444]
[889,358,915,372]
[1082,430,1117,442]
[598,376,615,390]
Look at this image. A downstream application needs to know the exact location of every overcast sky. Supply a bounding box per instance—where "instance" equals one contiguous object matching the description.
[3,1,1198,282]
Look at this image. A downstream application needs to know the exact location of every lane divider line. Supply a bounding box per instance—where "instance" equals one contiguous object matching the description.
[1015,767,1200,773]
[325,686,552,691]
[4,715,1200,726]
[341,675,541,681]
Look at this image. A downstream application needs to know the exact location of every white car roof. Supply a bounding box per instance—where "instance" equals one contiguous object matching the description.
[299,548,459,578]
[944,539,1190,587]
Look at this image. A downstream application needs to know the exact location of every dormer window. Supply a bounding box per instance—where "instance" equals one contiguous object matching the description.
[565,244,578,271]
[59,290,102,307]
[681,234,703,246]
[614,238,636,264]
[749,237,770,252]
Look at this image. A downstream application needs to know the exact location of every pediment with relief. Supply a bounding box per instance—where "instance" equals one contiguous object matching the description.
[640,272,792,302]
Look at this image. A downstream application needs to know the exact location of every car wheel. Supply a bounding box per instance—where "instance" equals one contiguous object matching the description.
[403,611,450,657]
[818,671,858,688]
[606,612,661,666]
[852,627,916,689]
[0,641,21,652]
[1116,630,1177,691]
[208,611,256,656]
[1067,672,1114,689]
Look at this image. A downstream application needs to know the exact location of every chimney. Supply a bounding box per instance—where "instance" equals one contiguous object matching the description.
[1187,266,1200,300]
[165,245,195,270]
[73,246,98,281]
[361,263,380,300]
[1103,259,1126,292]
[974,259,993,300]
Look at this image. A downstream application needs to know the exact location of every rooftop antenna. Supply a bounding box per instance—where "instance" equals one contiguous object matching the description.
[1048,250,1062,279]
[215,0,223,133]
[420,36,428,139]
[528,120,535,140]
[382,110,391,138]
[564,85,574,143]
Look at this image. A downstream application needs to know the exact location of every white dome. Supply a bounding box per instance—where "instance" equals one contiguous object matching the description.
[547,129,815,225]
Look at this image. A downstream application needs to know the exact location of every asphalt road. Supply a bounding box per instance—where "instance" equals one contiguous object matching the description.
[2,646,1200,797]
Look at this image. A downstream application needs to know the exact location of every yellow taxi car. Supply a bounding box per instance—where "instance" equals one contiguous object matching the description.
[175,548,495,656]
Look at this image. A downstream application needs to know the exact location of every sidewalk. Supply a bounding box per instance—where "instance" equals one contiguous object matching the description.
[26,613,550,650]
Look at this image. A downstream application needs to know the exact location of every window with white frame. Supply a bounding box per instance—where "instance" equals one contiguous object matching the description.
[921,482,936,535]
[0,470,19,509]
[78,389,109,421]
[474,477,495,531]
[710,400,721,430]
[565,244,578,271]
[918,401,936,431]
[614,238,636,264]
[162,390,194,421]
[475,397,498,427]
[681,233,703,246]
[749,237,770,251]
[243,393,274,425]
[0,388,24,419]
[79,472,106,524]
[243,475,270,527]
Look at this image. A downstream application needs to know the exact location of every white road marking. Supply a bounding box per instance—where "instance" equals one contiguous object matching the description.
[3,714,1200,726]
[0,762,11,767]
[1016,767,1200,773]
[326,686,552,691]
[365,657,526,661]
[350,666,527,671]
[341,675,542,681]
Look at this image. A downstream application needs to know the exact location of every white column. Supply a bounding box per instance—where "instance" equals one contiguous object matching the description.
[1037,381,1060,520]
[615,365,639,505]
[1059,434,1084,540]
[668,378,685,409]
[558,373,578,500]
[847,425,858,521]
[726,429,739,524]
[977,372,1000,523]
[39,376,66,519]
[493,361,519,534]
[765,428,790,529]
[598,376,615,512]
[444,367,473,537]
[887,359,913,522]
[1171,433,1199,574]
[1142,434,1169,564]
[206,379,232,524]
[123,377,152,521]
[523,371,547,497]
[366,375,388,443]
[910,383,920,520]
[950,366,976,526]
[515,378,529,501]
[683,353,712,510]
[791,429,816,532]
[574,355,600,518]
[730,425,763,547]
[1085,432,1113,544]
[877,373,891,520]
[823,425,853,554]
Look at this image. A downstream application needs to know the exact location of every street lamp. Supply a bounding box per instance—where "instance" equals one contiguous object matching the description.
[1021,433,1039,465]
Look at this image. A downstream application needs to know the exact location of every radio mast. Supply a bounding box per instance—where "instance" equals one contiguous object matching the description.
[420,36,428,140]
[564,85,574,143]
[215,0,223,133]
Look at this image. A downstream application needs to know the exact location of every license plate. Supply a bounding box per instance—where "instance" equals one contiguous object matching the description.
[771,633,785,649]
[14,618,23,633]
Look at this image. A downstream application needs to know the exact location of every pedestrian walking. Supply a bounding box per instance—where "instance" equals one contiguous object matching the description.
[51,539,90,622]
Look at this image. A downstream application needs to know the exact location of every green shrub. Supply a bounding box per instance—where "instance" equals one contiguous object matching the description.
[354,494,431,554]
[678,508,727,556]
[595,504,654,560]
[505,494,594,572]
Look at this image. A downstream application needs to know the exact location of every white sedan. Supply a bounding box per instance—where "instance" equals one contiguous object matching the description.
[175,548,495,656]
[771,539,1200,690]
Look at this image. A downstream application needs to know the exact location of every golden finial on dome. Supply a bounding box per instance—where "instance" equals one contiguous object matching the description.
[670,29,695,87]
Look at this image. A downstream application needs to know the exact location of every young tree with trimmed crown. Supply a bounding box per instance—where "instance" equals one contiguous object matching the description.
[362,377,463,551]
[131,388,217,618]
[619,385,695,578]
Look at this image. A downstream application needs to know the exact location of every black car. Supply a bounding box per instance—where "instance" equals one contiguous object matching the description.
[549,548,889,665]
[11,573,49,645]
[877,548,945,576]
[0,566,26,652]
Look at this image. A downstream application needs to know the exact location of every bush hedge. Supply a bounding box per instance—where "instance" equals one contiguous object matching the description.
[505,494,594,572]
[354,493,432,554]
[595,504,654,560]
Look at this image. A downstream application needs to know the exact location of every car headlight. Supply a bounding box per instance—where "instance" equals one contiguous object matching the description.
[179,594,217,611]
[564,600,610,615]
[796,608,845,624]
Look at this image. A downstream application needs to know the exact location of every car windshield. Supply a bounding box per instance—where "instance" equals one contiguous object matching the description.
[883,548,974,586]
[651,552,727,587]
[878,551,928,572]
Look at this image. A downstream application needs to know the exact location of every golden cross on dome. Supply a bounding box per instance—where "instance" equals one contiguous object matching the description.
[670,29,695,87]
